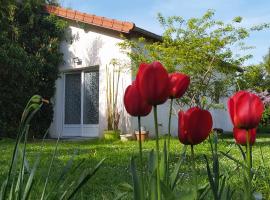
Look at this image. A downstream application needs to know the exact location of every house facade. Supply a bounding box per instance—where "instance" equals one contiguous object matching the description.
[46,5,233,138]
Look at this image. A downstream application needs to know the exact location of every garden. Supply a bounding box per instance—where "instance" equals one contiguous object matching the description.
[1,1,270,200]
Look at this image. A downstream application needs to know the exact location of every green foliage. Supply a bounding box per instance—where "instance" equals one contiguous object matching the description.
[106,62,121,131]
[0,95,104,200]
[204,132,234,200]
[103,130,120,140]
[237,47,270,93]
[263,48,270,74]
[3,135,270,198]
[119,10,267,108]
[119,143,190,200]
[237,65,270,92]
[260,106,270,127]
[0,0,68,137]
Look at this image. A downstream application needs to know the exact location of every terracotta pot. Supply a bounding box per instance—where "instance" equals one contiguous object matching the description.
[135,131,149,141]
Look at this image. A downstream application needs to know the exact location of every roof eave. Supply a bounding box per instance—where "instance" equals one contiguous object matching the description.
[131,26,162,42]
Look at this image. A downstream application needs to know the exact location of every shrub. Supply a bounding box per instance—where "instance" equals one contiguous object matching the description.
[0,0,67,137]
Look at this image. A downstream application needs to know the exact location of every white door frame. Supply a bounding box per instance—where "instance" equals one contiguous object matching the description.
[62,69,99,137]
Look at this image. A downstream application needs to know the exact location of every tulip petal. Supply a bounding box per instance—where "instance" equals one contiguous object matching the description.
[124,83,152,117]
[227,97,235,125]
[232,91,264,129]
[139,61,170,105]
[186,108,213,145]
[178,111,190,145]
[178,107,213,145]
[233,128,256,146]
[169,73,190,99]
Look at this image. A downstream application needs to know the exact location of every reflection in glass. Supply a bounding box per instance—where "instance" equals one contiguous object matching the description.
[83,71,99,124]
[65,73,81,124]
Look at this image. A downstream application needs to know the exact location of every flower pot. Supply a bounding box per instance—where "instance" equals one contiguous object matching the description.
[135,130,149,141]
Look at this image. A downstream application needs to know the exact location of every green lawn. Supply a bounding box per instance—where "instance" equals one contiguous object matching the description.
[1,134,270,199]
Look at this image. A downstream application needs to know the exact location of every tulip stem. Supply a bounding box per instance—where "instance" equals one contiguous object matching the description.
[246,130,252,199]
[137,116,145,197]
[167,98,173,183]
[153,105,161,200]
[137,116,143,168]
[191,145,198,199]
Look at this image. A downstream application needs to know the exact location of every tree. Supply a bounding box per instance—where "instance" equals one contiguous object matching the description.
[238,47,270,92]
[263,48,270,75]
[119,10,267,108]
[237,65,270,92]
[0,0,67,137]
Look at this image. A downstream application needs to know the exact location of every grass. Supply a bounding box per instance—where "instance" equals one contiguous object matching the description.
[1,134,270,199]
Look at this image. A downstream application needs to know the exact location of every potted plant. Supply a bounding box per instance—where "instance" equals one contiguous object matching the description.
[134,126,149,141]
[103,129,120,140]
[104,60,126,140]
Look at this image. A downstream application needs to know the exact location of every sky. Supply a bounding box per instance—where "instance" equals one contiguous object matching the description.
[60,0,270,65]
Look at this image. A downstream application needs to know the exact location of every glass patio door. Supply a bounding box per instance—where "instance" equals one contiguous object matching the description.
[63,70,99,137]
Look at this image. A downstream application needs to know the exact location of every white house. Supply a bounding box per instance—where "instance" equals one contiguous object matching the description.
[46,5,233,138]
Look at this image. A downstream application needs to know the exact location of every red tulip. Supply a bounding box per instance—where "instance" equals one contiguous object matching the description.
[124,82,152,117]
[228,91,264,129]
[178,107,213,145]
[233,127,256,146]
[168,72,190,99]
[137,61,169,105]
[135,63,148,86]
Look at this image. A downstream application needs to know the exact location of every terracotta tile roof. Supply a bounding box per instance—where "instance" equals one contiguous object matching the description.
[44,5,135,33]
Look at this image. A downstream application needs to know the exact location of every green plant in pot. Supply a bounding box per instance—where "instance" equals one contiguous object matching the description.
[104,129,121,140]
[104,60,124,140]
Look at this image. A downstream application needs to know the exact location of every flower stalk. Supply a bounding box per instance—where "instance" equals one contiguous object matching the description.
[191,145,198,199]
[166,98,173,183]
[137,116,145,196]
[167,98,173,152]
[246,130,252,199]
[153,105,161,200]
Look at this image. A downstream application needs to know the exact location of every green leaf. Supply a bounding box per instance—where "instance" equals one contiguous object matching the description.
[114,192,129,200]
[118,183,133,192]
[170,145,187,190]
[236,144,246,160]
[220,151,246,169]
[160,141,168,182]
[160,181,176,200]
[148,150,156,175]
[198,183,210,200]
[130,156,143,200]
[218,176,226,200]
[0,180,7,200]
[40,137,60,200]
[66,158,105,200]
[150,170,158,200]
[204,155,217,198]
[22,158,39,200]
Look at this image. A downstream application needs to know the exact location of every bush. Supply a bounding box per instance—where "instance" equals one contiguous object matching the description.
[103,130,120,140]
[0,0,67,137]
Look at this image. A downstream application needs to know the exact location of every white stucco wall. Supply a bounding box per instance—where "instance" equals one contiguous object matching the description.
[49,22,234,138]
[49,23,132,138]
[130,97,233,138]
[210,97,233,132]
